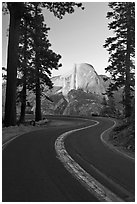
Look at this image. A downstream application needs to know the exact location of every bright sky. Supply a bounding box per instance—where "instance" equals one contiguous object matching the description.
[2,2,113,77]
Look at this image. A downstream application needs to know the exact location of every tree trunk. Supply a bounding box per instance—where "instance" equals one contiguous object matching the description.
[19,81,26,123]
[125,4,132,118]
[35,65,42,121]
[34,4,42,122]
[4,4,23,127]
[19,20,27,124]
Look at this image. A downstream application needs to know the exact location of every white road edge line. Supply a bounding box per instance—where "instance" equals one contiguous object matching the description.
[2,134,23,150]
[3,117,133,201]
[100,118,135,161]
[55,118,124,202]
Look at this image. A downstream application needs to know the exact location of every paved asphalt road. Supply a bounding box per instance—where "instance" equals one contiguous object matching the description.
[65,117,135,201]
[2,116,135,202]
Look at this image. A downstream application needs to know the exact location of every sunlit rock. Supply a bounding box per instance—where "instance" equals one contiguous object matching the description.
[52,63,107,97]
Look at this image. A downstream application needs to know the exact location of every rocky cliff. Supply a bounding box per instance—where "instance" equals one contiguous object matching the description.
[52,63,107,97]
[43,63,112,116]
[2,63,123,118]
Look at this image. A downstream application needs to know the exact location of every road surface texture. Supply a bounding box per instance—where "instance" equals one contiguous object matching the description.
[65,117,135,201]
[2,116,135,202]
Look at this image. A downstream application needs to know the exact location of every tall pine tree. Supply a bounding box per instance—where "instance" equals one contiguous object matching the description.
[17,3,61,122]
[17,9,33,123]
[4,3,25,126]
[3,2,84,126]
[104,2,135,117]
[27,3,62,121]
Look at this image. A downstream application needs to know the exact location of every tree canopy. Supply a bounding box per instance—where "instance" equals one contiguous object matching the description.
[3,2,84,126]
[104,2,135,117]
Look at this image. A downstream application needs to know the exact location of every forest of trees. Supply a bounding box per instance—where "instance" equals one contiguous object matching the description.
[104,2,135,118]
[103,2,135,152]
[2,2,135,127]
[2,2,84,127]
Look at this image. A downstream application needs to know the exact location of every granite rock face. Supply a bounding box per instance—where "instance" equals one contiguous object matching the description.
[63,89,103,116]
[52,63,107,97]
[2,63,123,118]
[43,63,110,116]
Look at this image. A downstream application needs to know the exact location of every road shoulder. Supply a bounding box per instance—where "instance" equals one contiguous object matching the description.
[100,118,135,161]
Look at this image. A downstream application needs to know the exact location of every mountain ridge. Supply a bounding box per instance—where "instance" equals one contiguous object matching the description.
[51,63,108,98]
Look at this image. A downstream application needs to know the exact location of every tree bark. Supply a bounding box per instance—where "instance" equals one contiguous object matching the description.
[34,4,42,121]
[19,20,27,124]
[125,4,132,117]
[35,65,42,121]
[4,3,24,127]
[19,81,26,123]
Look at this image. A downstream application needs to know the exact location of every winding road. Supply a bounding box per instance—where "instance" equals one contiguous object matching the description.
[2,116,135,202]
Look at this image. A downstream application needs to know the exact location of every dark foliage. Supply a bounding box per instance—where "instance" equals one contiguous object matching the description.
[3,2,84,126]
[104,2,135,117]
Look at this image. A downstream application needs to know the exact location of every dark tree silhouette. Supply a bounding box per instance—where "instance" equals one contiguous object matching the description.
[18,17,28,123]
[4,3,25,126]
[26,3,62,121]
[104,2,135,117]
[3,2,84,126]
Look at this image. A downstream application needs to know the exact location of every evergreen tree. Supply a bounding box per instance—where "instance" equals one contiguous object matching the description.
[17,4,60,122]
[17,11,32,123]
[104,2,135,117]
[26,3,62,121]
[3,2,84,126]
[4,3,25,126]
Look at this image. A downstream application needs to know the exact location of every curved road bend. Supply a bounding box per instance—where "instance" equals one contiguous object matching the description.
[2,118,98,202]
[2,117,134,201]
[65,117,135,201]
